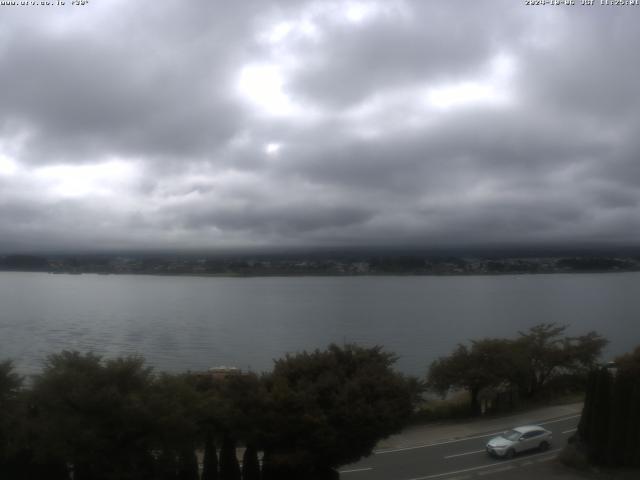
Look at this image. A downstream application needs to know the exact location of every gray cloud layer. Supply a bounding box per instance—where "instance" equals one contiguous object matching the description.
[1,0,639,252]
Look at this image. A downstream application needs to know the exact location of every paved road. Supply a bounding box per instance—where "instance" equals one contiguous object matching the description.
[340,414,580,480]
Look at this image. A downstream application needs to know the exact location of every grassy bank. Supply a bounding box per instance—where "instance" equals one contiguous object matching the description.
[410,391,585,425]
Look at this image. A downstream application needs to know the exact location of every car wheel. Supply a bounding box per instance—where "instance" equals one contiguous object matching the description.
[539,441,550,451]
[505,448,515,459]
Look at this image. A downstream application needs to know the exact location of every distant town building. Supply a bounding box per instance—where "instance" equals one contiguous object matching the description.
[207,366,244,380]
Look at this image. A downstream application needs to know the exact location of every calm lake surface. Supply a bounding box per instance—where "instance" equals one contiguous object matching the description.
[1,272,638,376]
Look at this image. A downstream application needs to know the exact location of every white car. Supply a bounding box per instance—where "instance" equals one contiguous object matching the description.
[486,425,552,459]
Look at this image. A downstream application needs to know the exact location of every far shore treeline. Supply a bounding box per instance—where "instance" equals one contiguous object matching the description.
[0,326,635,479]
[2,252,640,276]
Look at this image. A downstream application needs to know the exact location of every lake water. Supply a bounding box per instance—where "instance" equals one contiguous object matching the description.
[1,272,638,377]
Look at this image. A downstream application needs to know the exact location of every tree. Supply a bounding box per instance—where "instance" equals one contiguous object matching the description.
[0,360,26,478]
[187,366,266,480]
[612,346,640,466]
[201,432,218,480]
[516,324,607,398]
[156,448,179,480]
[428,339,522,415]
[30,351,158,480]
[241,445,260,480]
[260,344,420,477]
[576,345,640,468]
[210,373,266,449]
[428,325,608,414]
[615,345,640,376]
[177,447,199,480]
[219,434,241,480]
[0,360,21,402]
[192,370,265,480]
[149,373,202,455]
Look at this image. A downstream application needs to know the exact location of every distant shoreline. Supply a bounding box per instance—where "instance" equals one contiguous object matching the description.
[2,254,639,278]
[1,268,639,279]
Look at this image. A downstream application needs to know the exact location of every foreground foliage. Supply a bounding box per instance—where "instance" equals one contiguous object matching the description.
[260,345,421,477]
[427,323,607,415]
[0,344,419,480]
[575,346,640,467]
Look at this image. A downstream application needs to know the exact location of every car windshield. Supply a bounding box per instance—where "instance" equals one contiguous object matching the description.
[502,430,522,441]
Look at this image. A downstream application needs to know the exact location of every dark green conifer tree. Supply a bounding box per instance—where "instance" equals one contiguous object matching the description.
[157,449,179,480]
[219,435,241,480]
[260,450,274,480]
[591,368,611,465]
[577,369,596,441]
[606,370,629,465]
[178,447,199,480]
[241,445,260,480]
[577,346,640,468]
[201,433,218,480]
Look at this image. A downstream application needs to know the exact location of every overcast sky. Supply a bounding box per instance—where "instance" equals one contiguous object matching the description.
[1,0,639,252]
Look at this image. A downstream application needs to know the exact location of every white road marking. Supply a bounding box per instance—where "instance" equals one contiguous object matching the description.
[444,449,486,459]
[375,432,506,454]
[405,448,560,480]
[539,414,581,426]
[339,467,373,474]
[375,413,580,455]
[478,465,515,476]
[441,415,580,460]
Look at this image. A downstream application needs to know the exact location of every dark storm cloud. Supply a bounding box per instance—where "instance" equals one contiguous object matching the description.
[1,0,640,251]
[179,203,374,236]
[285,2,527,107]
[0,11,244,164]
